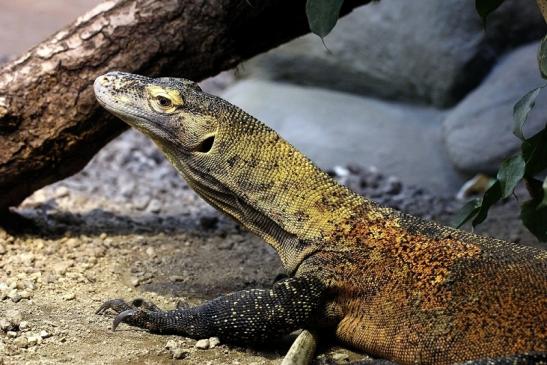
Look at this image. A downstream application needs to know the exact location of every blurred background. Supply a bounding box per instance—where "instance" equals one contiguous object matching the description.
[2,0,545,197]
[0,2,546,364]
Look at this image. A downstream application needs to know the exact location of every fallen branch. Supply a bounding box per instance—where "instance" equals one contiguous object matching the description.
[0,0,368,213]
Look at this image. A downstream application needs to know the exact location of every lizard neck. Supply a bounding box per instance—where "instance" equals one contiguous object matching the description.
[170,108,379,273]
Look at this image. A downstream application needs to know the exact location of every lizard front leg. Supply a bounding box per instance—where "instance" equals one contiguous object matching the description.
[96,275,326,344]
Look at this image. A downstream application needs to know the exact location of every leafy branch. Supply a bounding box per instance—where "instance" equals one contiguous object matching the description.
[304,0,547,241]
[454,36,547,241]
[306,0,345,39]
[304,0,508,39]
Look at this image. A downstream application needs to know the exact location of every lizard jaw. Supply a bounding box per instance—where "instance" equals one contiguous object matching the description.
[93,73,177,145]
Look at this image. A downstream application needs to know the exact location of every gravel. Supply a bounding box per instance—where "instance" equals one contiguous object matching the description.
[0,128,542,364]
[194,338,210,349]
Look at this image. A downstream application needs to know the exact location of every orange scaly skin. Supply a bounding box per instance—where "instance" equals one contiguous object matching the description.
[298,206,546,364]
[94,72,546,365]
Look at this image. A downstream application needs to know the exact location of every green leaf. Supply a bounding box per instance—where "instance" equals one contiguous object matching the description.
[513,87,543,141]
[539,35,547,79]
[521,199,547,242]
[453,198,481,228]
[497,153,525,198]
[475,0,505,24]
[472,180,502,226]
[306,0,344,39]
[539,176,547,209]
[521,126,547,176]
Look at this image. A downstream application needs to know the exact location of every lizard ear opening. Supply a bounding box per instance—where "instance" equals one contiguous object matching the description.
[196,134,215,153]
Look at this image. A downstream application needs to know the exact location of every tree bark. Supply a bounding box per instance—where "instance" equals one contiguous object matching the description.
[0,0,368,213]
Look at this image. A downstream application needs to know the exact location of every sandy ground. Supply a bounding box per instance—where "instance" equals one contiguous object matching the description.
[1,129,544,365]
[0,2,545,364]
[0,131,368,365]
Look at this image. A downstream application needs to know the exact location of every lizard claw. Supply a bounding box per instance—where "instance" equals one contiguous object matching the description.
[112,309,136,331]
[96,298,167,333]
[96,299,132,315]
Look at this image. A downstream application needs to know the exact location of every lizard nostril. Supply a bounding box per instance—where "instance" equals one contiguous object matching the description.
[96,76,111,87]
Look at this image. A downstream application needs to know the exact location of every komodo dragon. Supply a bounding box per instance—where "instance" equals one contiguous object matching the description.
[93,72,547,365]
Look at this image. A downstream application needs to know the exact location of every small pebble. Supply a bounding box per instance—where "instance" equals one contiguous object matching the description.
[0,319,11,331]
[333,165,350,177]
[19,291,32,300]
[384,176,402,195]
[132,196,150,210]
[172,348,187,359]
[65,238,80,249]
[0,245,5,255]
[63,293,76,301]
[6,331,17,338]
[331,352,350,362]
[26,333,42,346]
[130,277,140,287]
[9,292,22,303]
[39,330,50,339]
[165,339,178,350]
[43,273,58,284]
[13,336,28,348]
[208,337,220,348]
[145,247,155,257]
[52,262,71,275]
[18,321,29,331]
[6,311,22,327]
[194,338,209,349]
[147,199,162,213]
[55,186,70,198]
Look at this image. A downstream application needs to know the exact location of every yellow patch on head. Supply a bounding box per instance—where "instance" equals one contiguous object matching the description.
[118,95,131,104]
[146,85,183,113]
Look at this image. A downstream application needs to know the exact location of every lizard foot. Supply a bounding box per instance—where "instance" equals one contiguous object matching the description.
[96,298,165,332]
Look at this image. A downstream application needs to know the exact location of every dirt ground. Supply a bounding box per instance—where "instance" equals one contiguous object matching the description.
[0,2,545,364]
[1,128,544,365]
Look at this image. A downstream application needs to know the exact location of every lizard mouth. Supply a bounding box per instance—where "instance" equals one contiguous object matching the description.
[94,74,177,144]
[94,74,147,123]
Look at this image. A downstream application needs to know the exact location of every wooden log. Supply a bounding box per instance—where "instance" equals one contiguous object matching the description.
[0,0,368,213]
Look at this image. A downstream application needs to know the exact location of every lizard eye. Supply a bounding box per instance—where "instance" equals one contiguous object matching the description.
[147,86,182,112]
[156,95,172,108]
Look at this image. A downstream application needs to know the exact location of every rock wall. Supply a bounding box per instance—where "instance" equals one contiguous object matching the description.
[1,0,545,197]
[240,0,544,107]
[221,0,546,195]
[444,43,547,173]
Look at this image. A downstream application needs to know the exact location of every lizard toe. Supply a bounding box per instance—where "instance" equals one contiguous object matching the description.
[112,309,136,331]
[130,298,161,312]
[96,298,133,315]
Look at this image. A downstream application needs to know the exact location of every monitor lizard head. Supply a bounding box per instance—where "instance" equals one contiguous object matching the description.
[94,71,364,273]
[94,71,218,158]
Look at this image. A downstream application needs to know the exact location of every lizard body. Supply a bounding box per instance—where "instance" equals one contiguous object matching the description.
[93,72,547,364]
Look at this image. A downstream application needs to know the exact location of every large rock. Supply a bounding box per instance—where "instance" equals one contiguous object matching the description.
[240,0,545,107]
[443,42,547,174]
[221,79,465,195]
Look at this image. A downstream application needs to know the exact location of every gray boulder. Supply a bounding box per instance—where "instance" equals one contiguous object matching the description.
[443,42,547,174]
[221,79,465,195]
[240,0,545,107]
